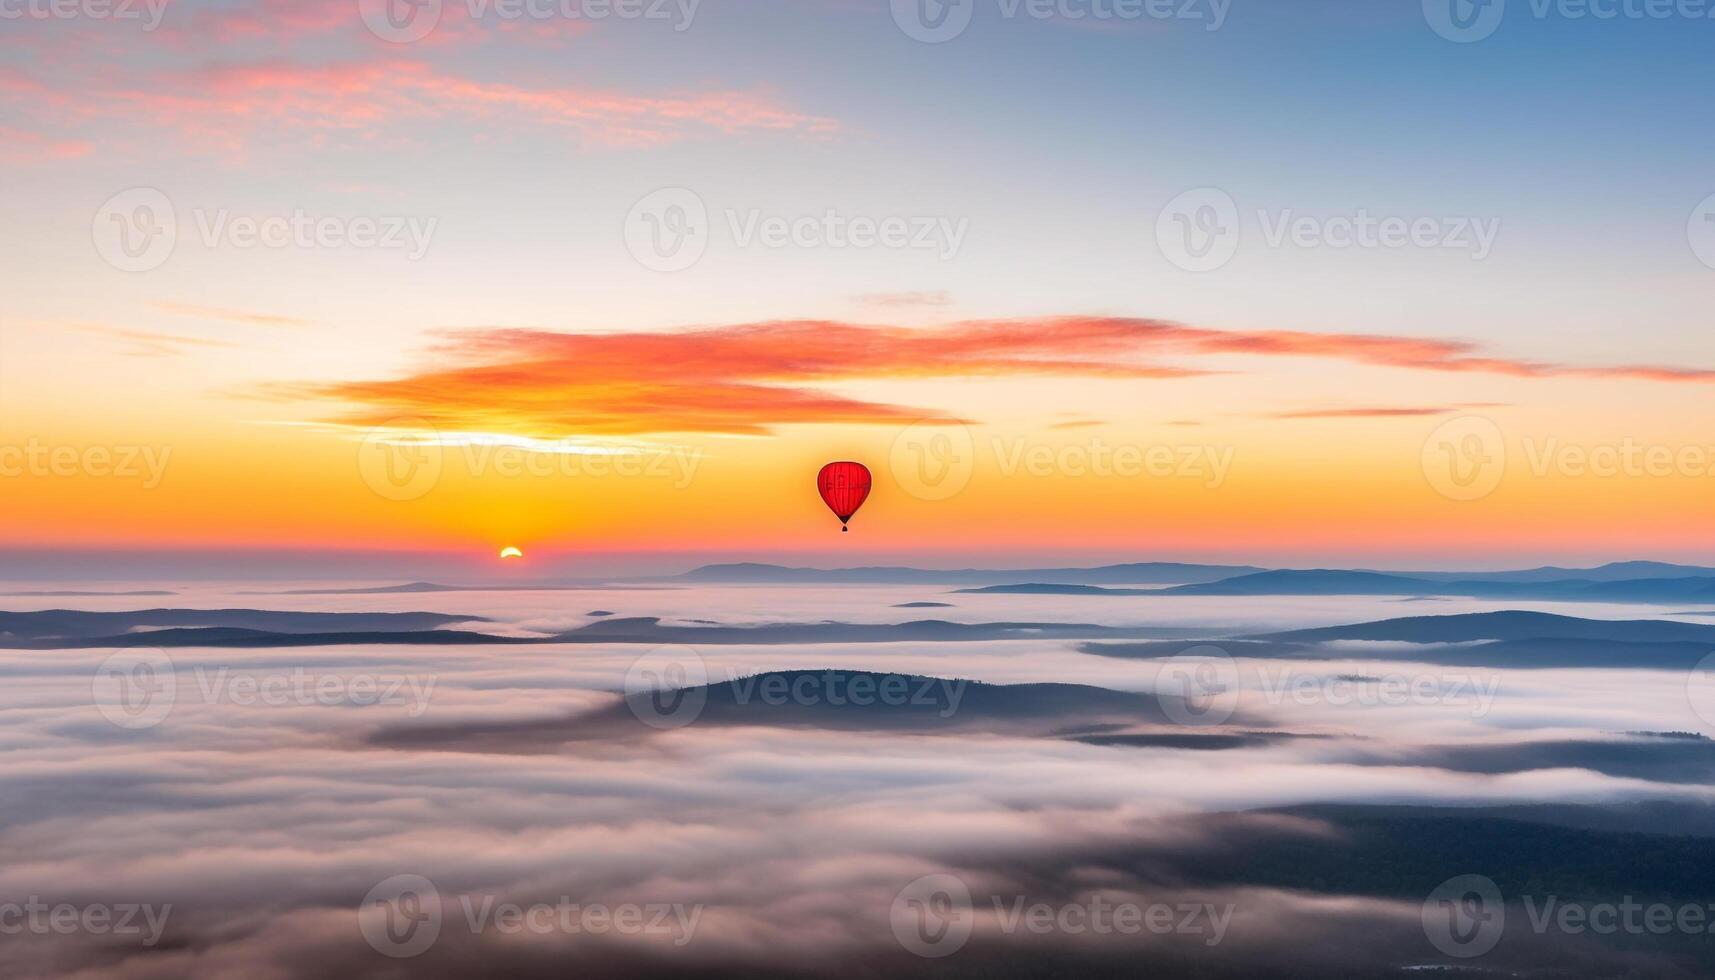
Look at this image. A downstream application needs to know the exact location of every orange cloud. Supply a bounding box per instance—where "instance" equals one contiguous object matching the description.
[294,316,1715,437]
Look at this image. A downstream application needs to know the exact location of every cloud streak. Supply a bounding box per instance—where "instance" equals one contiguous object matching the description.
[293,316,1715,438]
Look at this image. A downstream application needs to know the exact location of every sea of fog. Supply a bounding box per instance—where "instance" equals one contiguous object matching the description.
[2,584,1714,978]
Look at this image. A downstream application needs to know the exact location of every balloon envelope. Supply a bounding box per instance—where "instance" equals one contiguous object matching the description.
[817,461,872,530]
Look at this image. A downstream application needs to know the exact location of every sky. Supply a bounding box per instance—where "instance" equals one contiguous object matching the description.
[2,0,1713,575]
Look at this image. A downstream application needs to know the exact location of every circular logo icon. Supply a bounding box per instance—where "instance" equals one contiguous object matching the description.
[358,0,444,42]
[359,874,443,958]
[1422,0,1504,42]
[1422,874,1504,958]
[890,0,974,43]
[889,420,975,502]
[358,420,444,502]
[1154,645,1239,727]
[623,645,708,730]
[890,873,974,958]
[624,188,708,273]
[93,187,177,273]
[1687,653,1715,735]
[92,648,177,730]
[1688,193,1715,271]
[1155,187,1240,273]
[1421,416,1506,502]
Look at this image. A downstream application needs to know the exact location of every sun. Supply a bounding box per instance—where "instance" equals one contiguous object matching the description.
[498,546,524,560]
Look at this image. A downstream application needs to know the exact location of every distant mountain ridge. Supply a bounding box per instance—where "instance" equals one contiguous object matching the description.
[670,561,1264,585]
[1163,569,1715,602]
[669,560,1715,593]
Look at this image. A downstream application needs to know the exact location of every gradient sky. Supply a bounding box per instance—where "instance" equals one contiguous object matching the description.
[2,0,1713,574]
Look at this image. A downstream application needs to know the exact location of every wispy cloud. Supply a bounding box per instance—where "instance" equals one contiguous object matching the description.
[851,290,952,309]
[7,58,837,159]
[1266,406,1456,420]
[153,301,311,327]
[77,325,239,358]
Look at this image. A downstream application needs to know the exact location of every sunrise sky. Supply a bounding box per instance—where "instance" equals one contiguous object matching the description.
[2,0,1713,575]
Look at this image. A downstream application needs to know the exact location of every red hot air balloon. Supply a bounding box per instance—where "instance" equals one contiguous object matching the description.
[817,461,872,532]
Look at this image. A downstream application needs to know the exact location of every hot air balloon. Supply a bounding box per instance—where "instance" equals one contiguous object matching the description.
[817,461,871,532]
